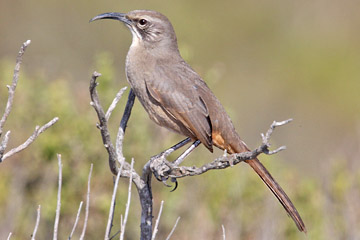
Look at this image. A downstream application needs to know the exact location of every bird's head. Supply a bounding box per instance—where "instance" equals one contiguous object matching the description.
[90,10,179,52]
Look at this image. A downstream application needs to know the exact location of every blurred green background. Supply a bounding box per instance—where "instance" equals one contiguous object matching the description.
[1,0,360,239]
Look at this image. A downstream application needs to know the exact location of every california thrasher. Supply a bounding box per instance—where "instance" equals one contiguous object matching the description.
[90,10,306,233]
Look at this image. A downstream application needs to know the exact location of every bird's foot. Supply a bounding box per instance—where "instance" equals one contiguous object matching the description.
[150,153,180,191]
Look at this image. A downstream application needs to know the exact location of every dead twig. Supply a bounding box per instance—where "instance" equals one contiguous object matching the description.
[90,72,117,174]
[0,40,31,136]
[105,87,128,122]
[120,159,134,240]
[260,119,292,154]
[0,40,58,163]
[165,217,180,240]
[31,205,41,240]
[151,200,164,240]
[90,72,125,175]
[53,154,62,240]
[1,117,59,162]
[89,72,143,186]
[105,162,124,240]
[0,131,10,161]
[68,201,83,240]
[222,224,226,240]
[80,164,93,240]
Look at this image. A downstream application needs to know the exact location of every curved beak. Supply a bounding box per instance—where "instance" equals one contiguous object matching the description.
[89,12,131,25]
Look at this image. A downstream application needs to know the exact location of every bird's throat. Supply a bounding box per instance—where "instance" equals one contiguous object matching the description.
[129,26,142,48]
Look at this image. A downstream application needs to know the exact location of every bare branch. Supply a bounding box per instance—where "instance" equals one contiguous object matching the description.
[89,72,152,239]
[90,72,120,175]
[89,73,143,188]
[260,119,293,155]
[53,154,62,240]
[80,164,93,240]
[105,163,124,240]
[119,159,134,240]
[151,200,164,240]
[1,117,59,162]
[0,40,31,136]
[221,225,226,240]
[105,87,128,121]
[0,40,58,163]
[0,131,10,159]
[165,217,180,240]
[69,201,83,240]
[120,215,123,236]
[31,205,41,240]
[115,121,126,166]
[108,179,117,237]
[263,119,293,142]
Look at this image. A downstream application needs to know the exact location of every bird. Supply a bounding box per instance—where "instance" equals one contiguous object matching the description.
[90,10,306,233]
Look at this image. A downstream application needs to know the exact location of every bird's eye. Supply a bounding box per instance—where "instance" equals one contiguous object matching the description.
[138,19,147,26]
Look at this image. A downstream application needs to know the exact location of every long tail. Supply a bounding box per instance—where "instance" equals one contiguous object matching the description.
[213,130,307,232]
[211,118,306,232]
[245,157,307,233]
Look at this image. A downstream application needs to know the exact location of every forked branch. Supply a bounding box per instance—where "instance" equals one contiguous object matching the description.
[0,40,31,135]
[0,40,58,163]
[90,72,152,240]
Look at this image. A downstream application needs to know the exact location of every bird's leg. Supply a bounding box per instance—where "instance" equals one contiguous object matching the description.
[172,140,201,166]
[168,140,201,191]
[152,137,191,160]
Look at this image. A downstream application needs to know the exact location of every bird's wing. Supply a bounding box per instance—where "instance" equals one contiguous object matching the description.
[145,62,213,150]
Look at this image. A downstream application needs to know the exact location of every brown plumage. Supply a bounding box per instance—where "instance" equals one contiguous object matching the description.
[90,10,306,233]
